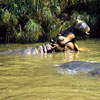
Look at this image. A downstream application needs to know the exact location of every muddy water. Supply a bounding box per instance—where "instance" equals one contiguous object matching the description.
[0,39,100,100]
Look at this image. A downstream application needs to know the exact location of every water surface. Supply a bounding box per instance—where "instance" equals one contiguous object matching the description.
[0,39,100,100]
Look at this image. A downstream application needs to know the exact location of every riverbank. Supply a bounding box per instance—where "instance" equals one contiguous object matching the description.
[0,0,100,43]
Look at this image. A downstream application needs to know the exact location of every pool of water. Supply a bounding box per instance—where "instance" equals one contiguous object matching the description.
[0,39,100,100]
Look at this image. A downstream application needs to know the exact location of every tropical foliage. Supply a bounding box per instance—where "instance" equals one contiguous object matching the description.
[0,0,100,43]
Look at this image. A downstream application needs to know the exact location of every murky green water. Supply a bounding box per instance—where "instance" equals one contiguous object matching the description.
[0,39,100,100]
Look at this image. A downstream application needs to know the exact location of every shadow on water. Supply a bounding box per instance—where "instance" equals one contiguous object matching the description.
[0,39,100,100]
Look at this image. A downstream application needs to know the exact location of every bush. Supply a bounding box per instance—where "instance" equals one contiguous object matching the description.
[16,19,44,43]
[0,0,100,43]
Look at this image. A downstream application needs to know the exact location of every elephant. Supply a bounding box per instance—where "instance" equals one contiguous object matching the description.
[0,19,90,55]
[58,61,100,77]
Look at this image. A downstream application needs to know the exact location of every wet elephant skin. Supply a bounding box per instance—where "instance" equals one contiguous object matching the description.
[59,61,100,76]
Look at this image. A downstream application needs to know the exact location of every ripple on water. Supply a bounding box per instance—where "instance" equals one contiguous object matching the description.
[0,39,100,100]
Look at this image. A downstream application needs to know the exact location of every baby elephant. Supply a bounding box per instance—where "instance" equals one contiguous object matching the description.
[51,19,90,52]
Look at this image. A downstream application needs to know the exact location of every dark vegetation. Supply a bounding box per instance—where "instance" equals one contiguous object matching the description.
[0,0,100,43]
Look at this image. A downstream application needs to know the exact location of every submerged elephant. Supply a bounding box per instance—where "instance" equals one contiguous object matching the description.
[0,19,90,55]
[0,43,52,55]
[58,61,100,76]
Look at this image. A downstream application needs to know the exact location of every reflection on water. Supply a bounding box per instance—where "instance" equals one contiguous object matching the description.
[0,39,100,100]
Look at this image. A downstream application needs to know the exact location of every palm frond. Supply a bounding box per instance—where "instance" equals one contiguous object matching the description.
[23,19,44,42]
[42,7,53,21]
[1,9,11,25]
